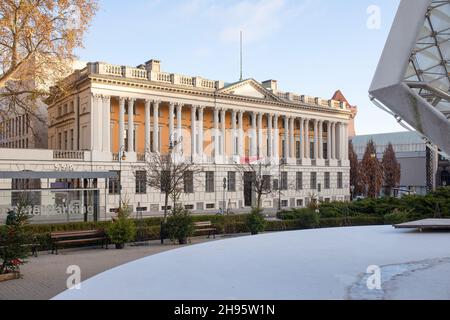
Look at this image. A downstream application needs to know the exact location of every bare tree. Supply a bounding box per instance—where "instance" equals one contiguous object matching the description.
[140,152,201,220]
[0,0,98,125]
[235,157,286,212]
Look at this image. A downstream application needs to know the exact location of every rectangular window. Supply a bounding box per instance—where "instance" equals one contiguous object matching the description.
[184,171,194,193]
[281,172,288,190]
[228,172,236,192]
[296,141,301,158]
[337,172,343,189]
[135,171,147,194]
[325,172,330,189]
[281,200,289,208]
[310,172,317,190]
[64,131,68,150]
[273,179,279,191]
[205,171,215,193]
[296,172,303,190]
[262,175,271,191]
[108,171,120,195]
[58,133,62,150]
[70,129,74,150]
[160,171,170,193]
[296,199,303,207]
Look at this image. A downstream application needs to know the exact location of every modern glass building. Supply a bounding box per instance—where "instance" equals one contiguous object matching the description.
[370,0,450,157]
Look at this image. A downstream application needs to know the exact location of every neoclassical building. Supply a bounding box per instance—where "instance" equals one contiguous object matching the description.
[0,58,353,222]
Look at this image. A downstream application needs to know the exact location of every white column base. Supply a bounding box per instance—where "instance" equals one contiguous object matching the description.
[316,159,326,167]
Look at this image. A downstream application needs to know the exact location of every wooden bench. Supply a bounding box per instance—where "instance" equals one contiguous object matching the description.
[193,221,217,239]
[50,230,109,255]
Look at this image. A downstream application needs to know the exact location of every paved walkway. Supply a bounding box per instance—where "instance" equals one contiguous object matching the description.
[0,235,240,300]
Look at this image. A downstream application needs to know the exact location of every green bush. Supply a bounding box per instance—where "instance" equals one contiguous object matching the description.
[384,209,412,225]
[165,207,195,244]
[319,216,384,228]
[106,206,136,248]
[277,208,319,229]
[0,206,33,274]
[246,208,267,235]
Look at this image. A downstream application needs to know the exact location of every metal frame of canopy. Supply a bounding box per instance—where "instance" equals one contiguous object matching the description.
[370,0,450,157]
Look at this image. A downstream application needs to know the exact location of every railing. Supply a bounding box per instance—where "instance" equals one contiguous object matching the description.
[297,159,303,165]
[103,64,122,76]
[112,153,119,161]
[128,68,147,79]
[325,160,330,167]
[179,76,194,86]
[53,150,85,160]
[82,62,348,108]
[311,160,317,167]
[155,71,171,83]
[338,160,342,167]
[137,153,146,162]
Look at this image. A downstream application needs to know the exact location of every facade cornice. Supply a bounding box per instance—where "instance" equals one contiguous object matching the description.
[81,74,352,118]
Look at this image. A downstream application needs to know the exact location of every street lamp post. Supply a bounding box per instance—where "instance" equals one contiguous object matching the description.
[223,177,227,214]
[118,145,127,208]
[278,158,286,211]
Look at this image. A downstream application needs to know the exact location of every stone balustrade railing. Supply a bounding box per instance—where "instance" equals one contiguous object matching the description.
[53,150,85,160]
[82,62,349,111]
[86,62,224,90]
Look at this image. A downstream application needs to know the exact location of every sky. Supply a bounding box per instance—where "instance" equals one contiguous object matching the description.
[76,0,402,135]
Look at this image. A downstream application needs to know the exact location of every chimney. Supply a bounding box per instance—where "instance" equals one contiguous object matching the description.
[145,59,161,73]
[262,79,278,91]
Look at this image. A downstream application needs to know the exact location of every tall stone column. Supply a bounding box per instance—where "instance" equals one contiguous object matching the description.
[289,117,295,159]
[90,94,102,151]
[153,101,160,152]
[331,122,336,160]
[299,118,304,159]
[221,109,226,156]
[251,112,257,157]
[327,121,332,160]
[305,119,310,159]
[341,122,345,160]
[214,108,219,160]
[232,110,237,155]
[274,115,279,160]
[257,113,263,158]
[119,97,125,150]
[102,95,111,153]
[169,103,175,147]
[238,111,244,157]
[313,119,319,160]
[318,120,323,159]
[191,105,197,160]
[284,116,289,159]
[144,99,151,152]
[344,123,349,160]
[198,107,204,159]
[268,114,273,158]
[176,104,183,155]
[127,98,135,153]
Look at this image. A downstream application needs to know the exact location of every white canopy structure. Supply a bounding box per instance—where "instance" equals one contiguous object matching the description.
[370,0,450,156]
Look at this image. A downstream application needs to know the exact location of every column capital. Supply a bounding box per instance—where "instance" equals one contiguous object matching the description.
[127,97,135,103]
[119,96,126,104]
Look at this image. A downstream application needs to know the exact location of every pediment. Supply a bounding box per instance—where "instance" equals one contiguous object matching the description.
[218,79,281,102]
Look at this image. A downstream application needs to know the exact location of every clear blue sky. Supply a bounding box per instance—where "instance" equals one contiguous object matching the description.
[76,0,402,135]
